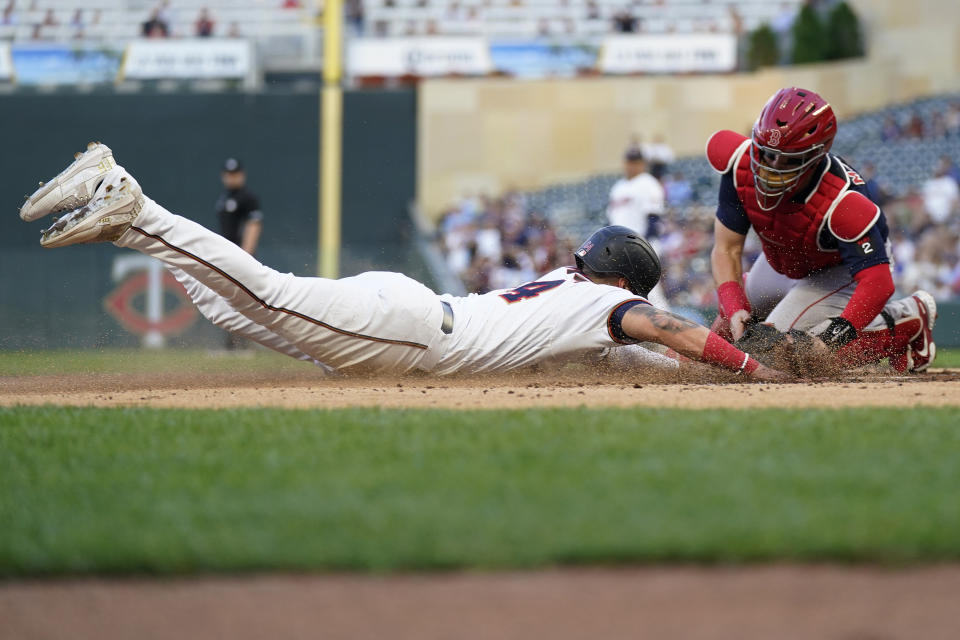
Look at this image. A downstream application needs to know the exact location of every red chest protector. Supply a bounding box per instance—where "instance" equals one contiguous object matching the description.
[733,150,849,278]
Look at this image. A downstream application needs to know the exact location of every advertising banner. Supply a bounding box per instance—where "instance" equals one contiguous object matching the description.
[598,34,737,74]
[121,39,253,80]
[489,41,597,78]
[348,37,492,77]
[10,43,121,85]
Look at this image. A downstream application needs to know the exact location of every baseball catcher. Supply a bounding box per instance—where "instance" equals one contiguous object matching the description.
[708,87,936,374]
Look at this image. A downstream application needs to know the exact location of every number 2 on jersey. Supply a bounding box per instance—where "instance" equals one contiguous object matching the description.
[500,279,564,303]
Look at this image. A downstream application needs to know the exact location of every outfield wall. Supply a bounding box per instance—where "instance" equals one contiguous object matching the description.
[0,89,419,350]
[418,3,960,218]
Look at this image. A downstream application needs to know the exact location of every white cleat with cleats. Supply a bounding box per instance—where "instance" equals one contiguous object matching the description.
[20,142,116,222]
[39,167,143,249]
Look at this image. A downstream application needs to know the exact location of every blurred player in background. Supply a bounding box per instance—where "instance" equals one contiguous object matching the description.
[708,86,937,373]
[19,143,791,382]
[216,157,263,350]
[606,143,670,309]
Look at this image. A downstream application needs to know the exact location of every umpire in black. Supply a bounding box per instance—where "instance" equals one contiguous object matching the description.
[216,157,263,349]
[217,157,263,255]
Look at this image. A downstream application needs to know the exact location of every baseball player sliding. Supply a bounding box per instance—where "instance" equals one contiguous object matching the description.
[20,143,789,381]
[709,87,937,373]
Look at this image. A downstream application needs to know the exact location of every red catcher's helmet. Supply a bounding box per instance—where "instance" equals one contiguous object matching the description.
[750,87,837,210]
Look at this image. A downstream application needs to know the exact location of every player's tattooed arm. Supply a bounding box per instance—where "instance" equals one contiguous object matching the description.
[620,305,791,381]
[634,306,703,334]
[620,305,711,361]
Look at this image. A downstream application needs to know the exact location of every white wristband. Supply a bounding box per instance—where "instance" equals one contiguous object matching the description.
[736,352,750,375]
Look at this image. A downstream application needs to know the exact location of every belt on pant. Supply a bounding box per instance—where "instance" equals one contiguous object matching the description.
[440,300,454,334]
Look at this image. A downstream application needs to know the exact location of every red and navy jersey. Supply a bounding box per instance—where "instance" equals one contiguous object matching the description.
[707,129,890,280]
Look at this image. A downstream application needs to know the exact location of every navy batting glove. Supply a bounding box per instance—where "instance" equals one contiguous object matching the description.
[816,317,857,350]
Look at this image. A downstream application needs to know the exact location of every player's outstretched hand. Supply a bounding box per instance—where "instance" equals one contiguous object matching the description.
[750,362,794,382]
[729,309,753,341]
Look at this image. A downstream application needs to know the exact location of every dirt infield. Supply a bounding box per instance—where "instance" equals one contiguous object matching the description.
[3,368,959,639]
[2,366,959,410]
[3,566,960,640]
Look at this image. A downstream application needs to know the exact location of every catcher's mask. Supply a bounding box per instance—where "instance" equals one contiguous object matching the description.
[751,87,837,211]
[574,226,661,297]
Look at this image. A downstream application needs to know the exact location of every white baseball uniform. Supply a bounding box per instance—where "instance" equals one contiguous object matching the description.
[116,197,678,376]
[606,172,670,309]
[606,172,664,237]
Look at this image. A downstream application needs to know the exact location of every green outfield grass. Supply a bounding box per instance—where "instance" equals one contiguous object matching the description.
[2,406,959,577]
[933,347,960,368]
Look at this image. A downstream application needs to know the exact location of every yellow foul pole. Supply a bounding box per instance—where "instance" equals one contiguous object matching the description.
[319,0,344,278]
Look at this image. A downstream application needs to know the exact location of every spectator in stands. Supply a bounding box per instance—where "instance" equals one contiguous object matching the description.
[586,0,600,20]
[930,110,948,139]
[156,0,173,25]
[946,102,960,138]
[905,112,926,139]
[346,0,364,35]
[886,188,929,237]
[921,156,960,225]
[142,9,170,38]
[728,5,744,36]
[491,253,535,292]
[195,8,215,37]
[227,21,242,38]
[771,2,797,62]
[612,9,637,33]
[1,4,16,26]
[41,8,55,26]
[536,17,551,37]
[772,2,797,34]
[879,115,902,142]
[463,6,481,32]
[663,171,694,209]
[68,8,84,38]
[282,0,302,8]
[941,155,960,185]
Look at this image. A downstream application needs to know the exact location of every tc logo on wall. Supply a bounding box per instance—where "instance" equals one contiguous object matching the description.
[104,254,197,347]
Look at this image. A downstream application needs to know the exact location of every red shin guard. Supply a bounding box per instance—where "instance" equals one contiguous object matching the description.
[834,317,921,368]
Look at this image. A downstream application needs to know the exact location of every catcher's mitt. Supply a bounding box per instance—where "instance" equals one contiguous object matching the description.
[734,322,834,377]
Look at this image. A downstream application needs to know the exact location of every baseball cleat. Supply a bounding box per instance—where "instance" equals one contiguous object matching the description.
[40,167,142,249]
[890,290,937,373]
[20,142,116,222]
